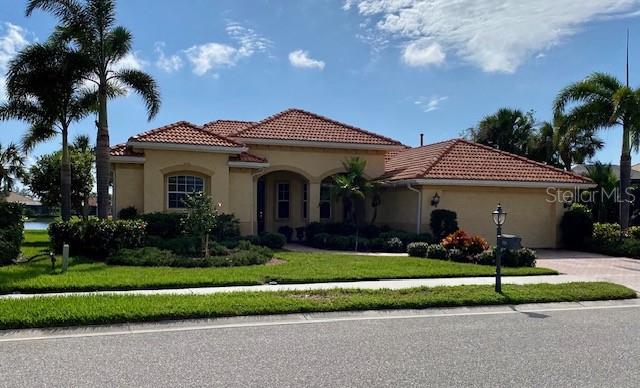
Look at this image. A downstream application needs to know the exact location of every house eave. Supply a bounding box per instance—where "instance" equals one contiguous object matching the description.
[110,156,145,164]
[382,178,596,189]
[228,161,270,169]
[230,137,405,151]
[127,141,247,154]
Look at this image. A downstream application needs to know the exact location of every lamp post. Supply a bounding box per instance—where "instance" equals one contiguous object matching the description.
[492,203,507,293]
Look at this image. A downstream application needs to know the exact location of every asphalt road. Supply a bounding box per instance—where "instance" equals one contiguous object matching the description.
[1,303,639,388]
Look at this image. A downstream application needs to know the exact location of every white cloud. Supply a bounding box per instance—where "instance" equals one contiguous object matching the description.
[344,0,640,73]
[154,42,183,73]
[288,50,325,70]
[0,23,30,101]
[111,51,148,72]
[415,95,447,112]
[185,43,237,76]
[402,39,445,66]
[185,21,271,76]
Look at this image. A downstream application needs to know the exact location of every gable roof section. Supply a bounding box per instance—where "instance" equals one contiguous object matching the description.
[126,121,246,152]
[384,139,593,185]
[231,108,404,149]
[111,143,144,157]
[203,120,255,137]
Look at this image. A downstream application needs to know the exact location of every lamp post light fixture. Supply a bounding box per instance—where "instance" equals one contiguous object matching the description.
[491,203,507,293]
[431,193,440,207]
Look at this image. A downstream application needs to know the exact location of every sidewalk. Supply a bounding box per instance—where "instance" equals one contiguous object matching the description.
[0,274,593,300]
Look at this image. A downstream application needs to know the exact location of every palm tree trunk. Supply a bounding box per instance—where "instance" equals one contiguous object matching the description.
[620,120,631,229]
[61,127,72,222]
[96,83,110,219]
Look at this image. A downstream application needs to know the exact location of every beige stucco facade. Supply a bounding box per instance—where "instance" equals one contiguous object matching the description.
[112,142,572,248]
[376,185,568,248]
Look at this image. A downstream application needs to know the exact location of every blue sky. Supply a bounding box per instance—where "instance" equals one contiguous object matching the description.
[1,0,640,167]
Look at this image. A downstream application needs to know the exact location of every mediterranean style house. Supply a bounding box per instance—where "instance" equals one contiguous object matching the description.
[111,108,593,248]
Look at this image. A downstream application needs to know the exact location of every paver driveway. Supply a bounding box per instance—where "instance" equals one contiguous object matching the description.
[537,250,640,292]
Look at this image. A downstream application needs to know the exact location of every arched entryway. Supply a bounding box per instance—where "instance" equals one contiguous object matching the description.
[257,170,310,234]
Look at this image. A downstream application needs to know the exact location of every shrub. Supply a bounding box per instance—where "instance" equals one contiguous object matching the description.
[592,223,621,245]
[447,248,468,262]
[259,232,287,249]
[243,235,263,246]
[0,202,24,265]
[441,230,472,251]
[617,239,640,258]
[473,247,537,267]
[141,212,185,238]
[626,226,640,240]
[147,235,201,256]
[305,222,325,242]
[560,208,593,249]
[467,235,490,256]
[210,213,240,241]
[430,209,458,240]
[384,237,404,253]
[426,244,448,260]
[118,206,139,220]
[48,219,146,258]
[325,222,356,235]
[407,242,429,257]
[278,226,294,243]
[312,232,331,249]
[369,237,386,252]
[107,244,272,268]
[360,224,381,239]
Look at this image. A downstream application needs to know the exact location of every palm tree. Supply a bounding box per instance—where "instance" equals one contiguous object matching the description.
[584,162,619,223]
[467,108,536,155]
[0,142,26,195]
[26,0,161,218]
[332,157,377,251]
[0,41,93,221]
[554,73,640,228]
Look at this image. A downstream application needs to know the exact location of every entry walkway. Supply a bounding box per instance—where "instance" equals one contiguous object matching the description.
[1,274,591,300]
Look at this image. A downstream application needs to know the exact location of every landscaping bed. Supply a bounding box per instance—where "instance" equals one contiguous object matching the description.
[1,231,557,295]
[0,282,633,329]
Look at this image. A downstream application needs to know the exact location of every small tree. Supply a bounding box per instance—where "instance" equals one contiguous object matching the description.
[181,192,218,258]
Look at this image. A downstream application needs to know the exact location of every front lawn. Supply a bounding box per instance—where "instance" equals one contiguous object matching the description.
[0,282,633,329]
[2,230,556,294]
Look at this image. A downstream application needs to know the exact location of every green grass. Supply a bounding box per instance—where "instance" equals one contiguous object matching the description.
[2,230,556,295]
[0,282,634,329]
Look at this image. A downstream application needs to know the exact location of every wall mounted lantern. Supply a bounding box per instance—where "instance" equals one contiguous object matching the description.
[431,193,440,207]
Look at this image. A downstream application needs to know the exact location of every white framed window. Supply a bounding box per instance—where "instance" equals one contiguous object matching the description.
[320,183,332,220]
[302,183,308,219]
[167,175,204,209]
[276,182,290,219]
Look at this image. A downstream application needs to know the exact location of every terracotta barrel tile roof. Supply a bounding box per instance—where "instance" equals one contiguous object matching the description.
[129,121,244,148]
[232,108,403,146]
[110,143,144,157]
[384,139,593,184]
[229,152,268,163]
[203,120,255,137]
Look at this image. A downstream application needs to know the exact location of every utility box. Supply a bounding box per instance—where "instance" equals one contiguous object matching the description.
[498,234,522,250]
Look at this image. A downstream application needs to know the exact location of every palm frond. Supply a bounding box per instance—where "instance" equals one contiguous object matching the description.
[113,69,161,119]
[104,26,132,63]
[21,122,57,152]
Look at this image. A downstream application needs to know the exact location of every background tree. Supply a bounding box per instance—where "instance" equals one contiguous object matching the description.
[554,72,640,229]
[552,114,604,171]
[0,40,93,221]
[0,142,25,195]
[24,135,94,218]
[332,157,377,251]
[466,108,536,155]
[27,0,161,218]
[584,162,619,223]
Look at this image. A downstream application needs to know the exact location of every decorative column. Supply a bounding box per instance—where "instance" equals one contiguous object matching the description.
[308,180,321,222]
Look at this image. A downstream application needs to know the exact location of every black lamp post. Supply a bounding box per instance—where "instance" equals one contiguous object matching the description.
[492,203,507,293]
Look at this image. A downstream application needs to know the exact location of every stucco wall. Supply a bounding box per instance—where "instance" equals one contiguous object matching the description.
[228,168,253,235]
[378,184,565,248]
[113,163,144,216]
[142,149,230,214]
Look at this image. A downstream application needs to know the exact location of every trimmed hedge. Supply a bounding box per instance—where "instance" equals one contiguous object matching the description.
[0,202,24,265]
[560,207,593,249]
[107,244,273,268]
[48,219,147,258]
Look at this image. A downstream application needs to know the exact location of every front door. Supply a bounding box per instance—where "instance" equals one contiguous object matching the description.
[257,179,265,233]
